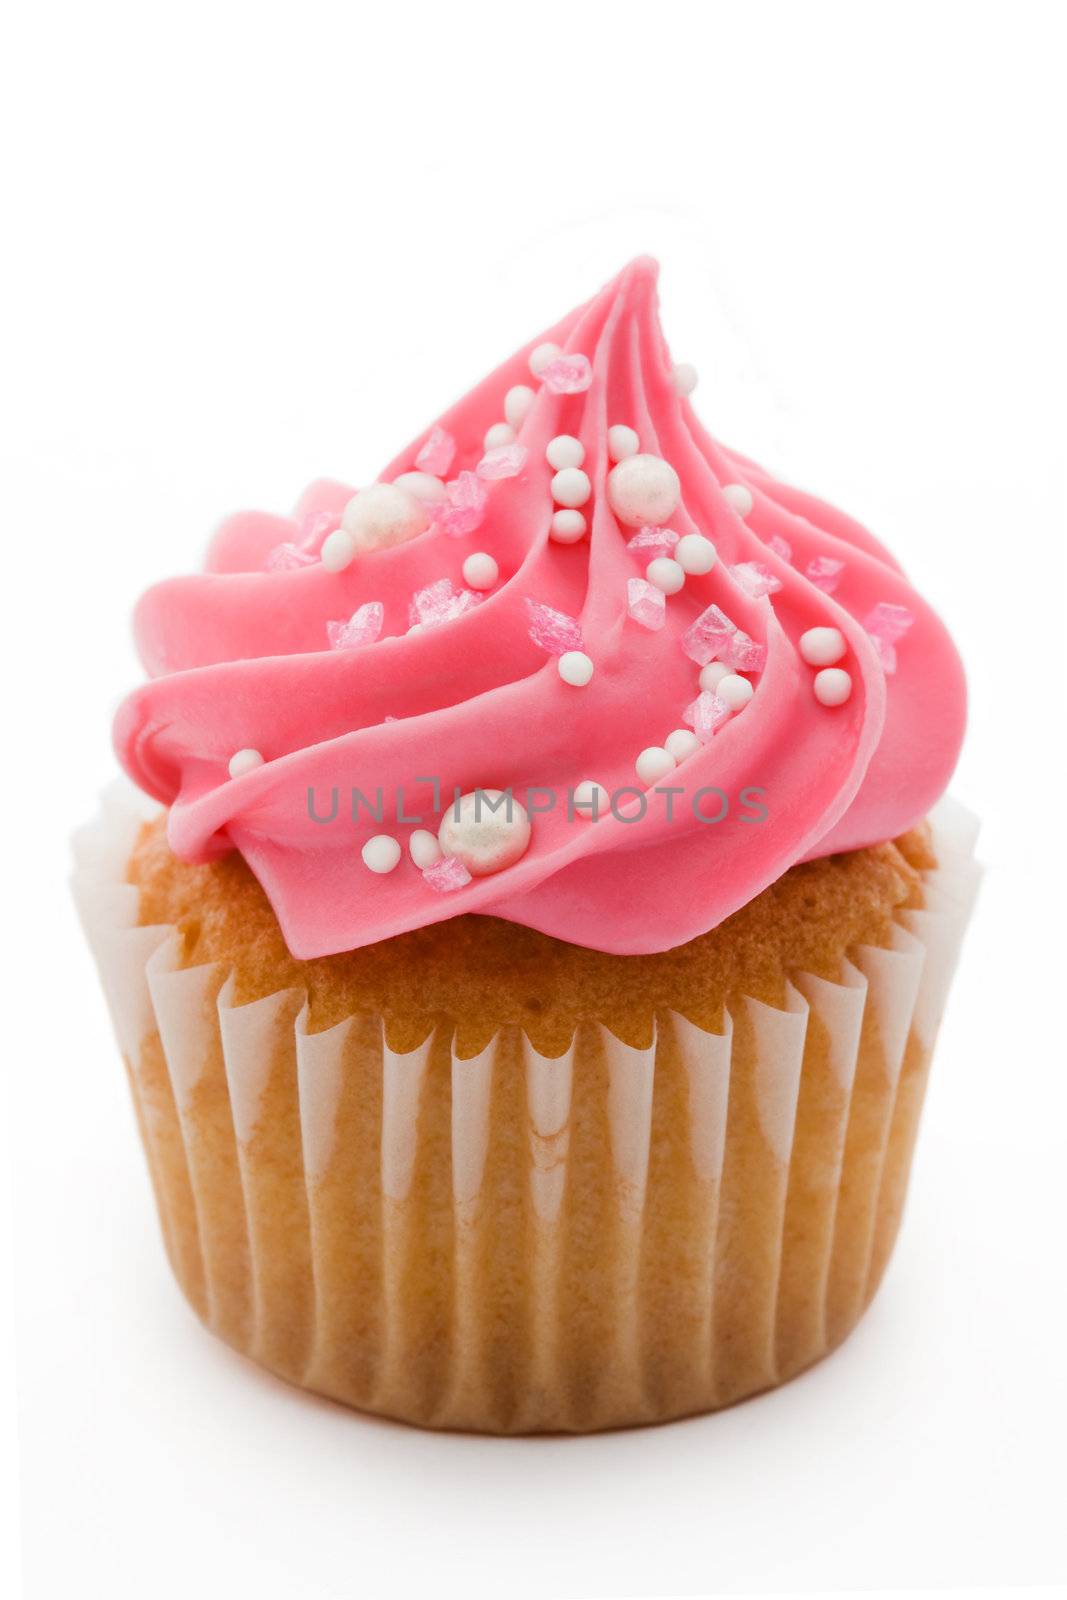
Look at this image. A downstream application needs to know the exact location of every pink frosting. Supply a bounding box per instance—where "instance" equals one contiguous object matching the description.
[115,259,966,958]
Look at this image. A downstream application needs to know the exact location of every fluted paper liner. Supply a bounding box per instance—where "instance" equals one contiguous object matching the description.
[74,787,979,1433]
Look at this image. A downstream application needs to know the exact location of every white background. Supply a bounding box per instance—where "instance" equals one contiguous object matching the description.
[4,2,1066,1596]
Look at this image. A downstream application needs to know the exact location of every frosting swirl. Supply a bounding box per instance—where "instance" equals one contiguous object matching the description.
[115,258,966,957]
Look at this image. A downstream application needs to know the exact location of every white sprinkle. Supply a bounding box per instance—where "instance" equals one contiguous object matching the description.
[607,453,681,527]
[722,483,754,517]
[393,470,446,504]
[607,425,640,462]
[549,508,587,544]
[551,466,591,508]
[546,434,585,470]
[558,650,594,687]
[362,834,402,874]
[664,728,701,762]
[462,552,499,590]
[699,661,732,691]
[799,626,847,666]
[814,667,853,706]
[635,745,677,785]
[504,384,536,428]
[675,533,717,575]
[646,556,686,595]
[716,673,755,710]
[529,341,562,377]
[438,789,531,877]
[672,362,699,396]
[484,421,516,450]
[320,527,357,572]
[573,780,609,818]
[228,748,264,778]
[408,829,442,870]
[341,483,430,551]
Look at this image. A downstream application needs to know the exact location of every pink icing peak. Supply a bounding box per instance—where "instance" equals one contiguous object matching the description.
[115,257,966,959]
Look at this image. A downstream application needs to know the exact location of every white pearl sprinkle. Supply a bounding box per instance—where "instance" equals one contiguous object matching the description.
[558,650,594,687]
[320,527,356,572]
[549,508,587,544]
[716,673,755,710]
[635,746,677,785]
[814,667,853,706]
[675,533,717,575]
[551,467,591,508]
[646,557,686,595]
[462,552,499,590]
[393,471,446,504]
[799,626,847,666]
[607,424,640,462]
[665,728,701,762]
[699,661,732,692]
[438,790,531,877]
[529,341,562,377]
[672,362,699,396]
[573,780,609,817]
[484,421,516,451]
[722,483,754,517]
[546,434,585,470]
[228,748,264,778]
[408,828,442,870]
[362,834,402,874]
[504,383,536,428]
[607,453,681,527]
[341,483,430,551]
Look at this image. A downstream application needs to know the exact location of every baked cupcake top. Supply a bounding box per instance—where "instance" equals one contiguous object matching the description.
[115,258,965,958]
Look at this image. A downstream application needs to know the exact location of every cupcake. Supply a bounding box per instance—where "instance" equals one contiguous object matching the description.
[75,258,976,1433]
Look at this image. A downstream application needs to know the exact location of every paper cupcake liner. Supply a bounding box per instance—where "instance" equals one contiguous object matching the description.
[73,786,980,1433]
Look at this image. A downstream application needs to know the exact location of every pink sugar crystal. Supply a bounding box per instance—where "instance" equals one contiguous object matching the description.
[525,597,583,655]
[299,508,339,548]
[766,534,792,562]
[731,561,783,598]
[863,601,915,674]
[326,601,384,650]
[409,578,483,630]
[434,471,488,537]
[476,443,528,480]
[415,426,456,477]
[266,542,318,570]
[627,525,680,559]
[806,556,845,594]
[627,577,667,630]
[423,856,472,893]
[683,690,730,743]
[681,603,737,665]
[724,630,767,673]
[539,353,593,394]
